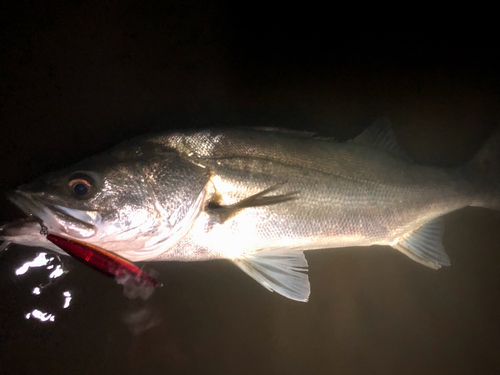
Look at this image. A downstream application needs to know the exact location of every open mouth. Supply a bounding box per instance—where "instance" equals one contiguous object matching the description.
[3,192,160,295]
[7,190,101,239]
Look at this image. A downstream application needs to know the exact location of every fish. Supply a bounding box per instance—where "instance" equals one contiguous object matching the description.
[1,118,499,301]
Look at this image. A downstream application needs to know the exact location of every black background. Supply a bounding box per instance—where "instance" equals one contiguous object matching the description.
[1,2,500,375]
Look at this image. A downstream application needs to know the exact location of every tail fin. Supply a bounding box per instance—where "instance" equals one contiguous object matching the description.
[468,128,500,210]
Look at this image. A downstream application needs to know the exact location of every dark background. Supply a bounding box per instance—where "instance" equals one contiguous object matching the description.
[1,2,500,374]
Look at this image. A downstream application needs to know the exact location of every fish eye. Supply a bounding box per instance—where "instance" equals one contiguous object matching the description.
[68,178,93,199]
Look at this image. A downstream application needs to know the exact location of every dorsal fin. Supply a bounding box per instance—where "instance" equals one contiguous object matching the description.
[353,118,412,161]
[247,127,336,141]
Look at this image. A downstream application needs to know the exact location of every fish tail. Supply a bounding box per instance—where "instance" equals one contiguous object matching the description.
[468,128,500,210]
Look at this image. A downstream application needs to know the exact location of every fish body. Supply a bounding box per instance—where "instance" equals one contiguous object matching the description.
[2,119,499,301]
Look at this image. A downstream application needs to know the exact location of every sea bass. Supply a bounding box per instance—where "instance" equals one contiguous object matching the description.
[1,119,499,301]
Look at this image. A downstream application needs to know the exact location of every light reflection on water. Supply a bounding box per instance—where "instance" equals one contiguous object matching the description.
[11,250,161,334]
[48,264,65,279]
[25,309,55,322]
[63,291,72,308]
[15,252,53,276]
[13,251,72,323]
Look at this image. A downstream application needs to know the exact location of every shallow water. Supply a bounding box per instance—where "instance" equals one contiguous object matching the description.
[1,2,500,375]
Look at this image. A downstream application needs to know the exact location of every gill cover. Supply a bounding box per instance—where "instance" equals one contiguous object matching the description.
[6,140,212,261]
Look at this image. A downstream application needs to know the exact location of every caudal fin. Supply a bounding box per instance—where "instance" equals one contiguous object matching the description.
[468,128,500,210]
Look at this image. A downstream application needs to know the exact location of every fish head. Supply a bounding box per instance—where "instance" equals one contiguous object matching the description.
[5,139,212,260]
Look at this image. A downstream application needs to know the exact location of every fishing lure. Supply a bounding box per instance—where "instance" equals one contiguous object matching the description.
[46,233,159,288]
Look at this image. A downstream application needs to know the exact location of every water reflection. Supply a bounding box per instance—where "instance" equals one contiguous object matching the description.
[15,252,53,276]
[11,250,158,331]
[13,252,70,323]
[48,264,65,279]
[25,309,56,322]
[122,305,162,335]
[63,291,72,309]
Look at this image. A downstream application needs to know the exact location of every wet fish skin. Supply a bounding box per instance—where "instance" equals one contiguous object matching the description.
[159,126,478,259]
[2,119,499,301]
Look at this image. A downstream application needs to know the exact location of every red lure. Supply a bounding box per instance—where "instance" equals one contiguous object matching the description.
[46,233,158,288]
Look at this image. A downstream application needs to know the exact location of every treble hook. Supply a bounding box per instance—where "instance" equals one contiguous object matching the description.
[39,223,49,236]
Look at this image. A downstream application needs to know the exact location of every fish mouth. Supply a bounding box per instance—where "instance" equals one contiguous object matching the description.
[7,190,101,239]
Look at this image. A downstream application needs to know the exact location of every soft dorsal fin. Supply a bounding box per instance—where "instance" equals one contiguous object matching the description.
[232,249,310,302]
[392,217,450,269]
[353,118,412,161]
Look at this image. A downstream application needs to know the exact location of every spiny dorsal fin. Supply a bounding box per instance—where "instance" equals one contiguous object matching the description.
[247,127,336,141]
[250,127,318,138]
[392,217,450,269]
[353,118,412,161]
[232,249,310,302]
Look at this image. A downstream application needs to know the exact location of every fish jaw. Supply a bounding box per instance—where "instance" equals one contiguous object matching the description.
[0,218,66,254]
[7,190,99,238]
[1,190,101,253]
[3,187,211,263]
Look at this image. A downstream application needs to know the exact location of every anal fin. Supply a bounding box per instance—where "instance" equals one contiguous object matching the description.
[232,249,310,302]
[392,217,450,269]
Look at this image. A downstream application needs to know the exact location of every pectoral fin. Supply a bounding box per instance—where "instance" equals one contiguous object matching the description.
[232,249,310,302]
[207,184,297,223]
[392,217,450,269]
